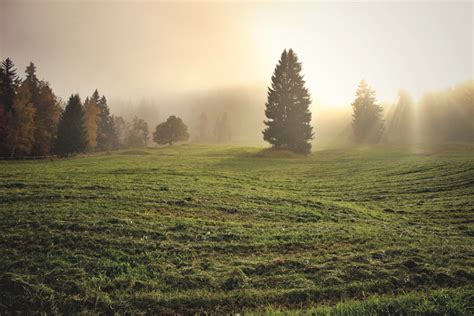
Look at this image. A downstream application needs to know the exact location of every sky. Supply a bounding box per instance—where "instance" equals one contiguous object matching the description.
[0,1,472,107]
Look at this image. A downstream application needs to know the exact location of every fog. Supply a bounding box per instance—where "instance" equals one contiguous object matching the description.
[1,1,472,146]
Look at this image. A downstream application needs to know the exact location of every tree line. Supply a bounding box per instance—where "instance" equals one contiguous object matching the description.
[2,53,471,157]
[0,58,192,158]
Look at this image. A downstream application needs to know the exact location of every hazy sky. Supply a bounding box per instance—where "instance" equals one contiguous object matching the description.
[1,1,472,107]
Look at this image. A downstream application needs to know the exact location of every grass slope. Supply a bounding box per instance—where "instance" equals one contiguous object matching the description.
[0,144,473,314]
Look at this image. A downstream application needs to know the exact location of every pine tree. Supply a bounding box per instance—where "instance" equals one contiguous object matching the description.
[0,58,20,155]
[96,94,117,151]
[5,84,36,158]
[0,58,20,113]
[153,115,189,146]
[263,49,313,154]
[24,62,40,99]
[351,80,384,144]
[55,94,88,156]
[23,63,62,156]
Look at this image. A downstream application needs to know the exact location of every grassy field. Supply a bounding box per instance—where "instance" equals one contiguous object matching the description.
[0,144,473,314]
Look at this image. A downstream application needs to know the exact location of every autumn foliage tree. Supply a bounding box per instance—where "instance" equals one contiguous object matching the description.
[5,84,36,158]
[23,63,61,156]
[263,49,313,154]
[153,115,189,146]
[84,93,101,151]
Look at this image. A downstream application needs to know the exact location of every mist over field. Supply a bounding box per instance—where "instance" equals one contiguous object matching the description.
[0,1,473,314]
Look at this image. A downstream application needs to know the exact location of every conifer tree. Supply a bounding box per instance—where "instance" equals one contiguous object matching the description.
[5,84,36,158]
[23,63,62,156]
[0,58,20,113]
[55,94,88,156]
[96,94,117,150]
[0,58,21,155]
[351,80,384,144]
[263,49,313,154]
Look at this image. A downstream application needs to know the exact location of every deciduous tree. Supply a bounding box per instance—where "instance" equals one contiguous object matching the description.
[5,84,36,158]
[153,115,189,146]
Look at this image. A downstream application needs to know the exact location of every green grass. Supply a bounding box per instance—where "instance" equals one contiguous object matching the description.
[0,144,473,314]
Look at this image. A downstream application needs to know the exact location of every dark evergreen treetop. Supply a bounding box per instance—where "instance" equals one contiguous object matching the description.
[24,62,40,97]
[263,49,313,154]
[55,94,88,156]
[351,80,384,144]
[96,92,118,151]
[0,58,21,112]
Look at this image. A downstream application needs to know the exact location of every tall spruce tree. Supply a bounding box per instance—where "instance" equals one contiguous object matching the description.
[23,62,62,156]
[0,58,20,113]
[55,94,88,156]
[351,80,384,144]
[96,94,117,151]
[263,49,313,154]
[0,58,21,155]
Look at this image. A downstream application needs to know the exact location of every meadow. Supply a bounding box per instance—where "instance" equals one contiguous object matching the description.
[0,144,473,314]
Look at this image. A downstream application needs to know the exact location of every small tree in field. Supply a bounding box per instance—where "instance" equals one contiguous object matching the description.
[153,115,189,146]
[263,49,313,154]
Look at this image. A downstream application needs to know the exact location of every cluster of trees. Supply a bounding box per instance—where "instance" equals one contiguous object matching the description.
[0,57,184,158]
[418,81,473,143]
[0,58,62,158]
[263,49,473,154]
[0,58,119,157]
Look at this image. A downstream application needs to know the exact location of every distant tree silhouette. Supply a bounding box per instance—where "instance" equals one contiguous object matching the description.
[127,117,149,147]
[197,112,209,142]
[153,115,189,146]
[5,84,36,158]
[386,90,414,144]
[419,80,474,143]
[214,112,232,142]
[113,116,127,147]
[351,80,384,144]
[263,49,313,154]
[55,94,88,156]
